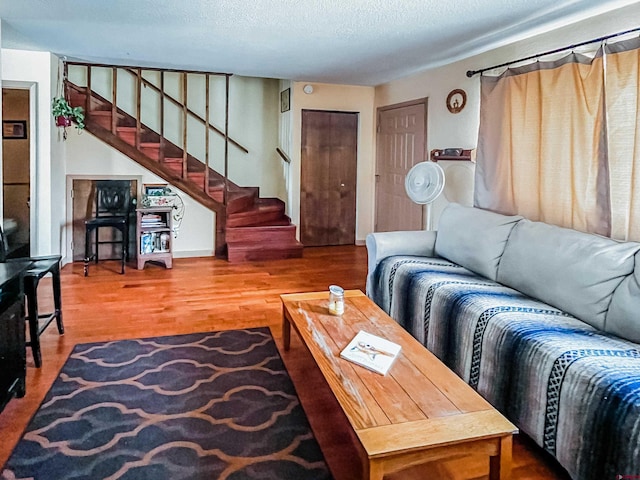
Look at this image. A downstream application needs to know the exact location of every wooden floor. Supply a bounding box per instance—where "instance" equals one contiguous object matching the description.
[0,246,571,479]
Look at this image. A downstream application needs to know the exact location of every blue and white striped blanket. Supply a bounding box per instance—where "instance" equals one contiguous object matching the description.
[370,255,640,480]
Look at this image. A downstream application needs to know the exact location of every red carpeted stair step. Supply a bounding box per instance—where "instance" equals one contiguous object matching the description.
[90,110,115,130]
[226,188,258,214]
[140,142,161,161]
[246,215,292,227]
[68,86,109,112]
[163,157,184,174]
[226,240,303,262]
[68,89,86,108]
[115,126,156,145]
[206,177,225,200]
[226,198,286,228]
[226,224,298,243]
[188,170,206,187]
[209,187,224,203]
[116,126,138,146]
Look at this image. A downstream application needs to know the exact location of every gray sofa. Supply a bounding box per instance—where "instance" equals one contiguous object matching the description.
[366,203,640,480]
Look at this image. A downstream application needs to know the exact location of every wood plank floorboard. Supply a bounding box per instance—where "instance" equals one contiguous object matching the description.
[0,246,571,479]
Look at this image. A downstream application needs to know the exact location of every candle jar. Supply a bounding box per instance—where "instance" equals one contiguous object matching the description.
[328,285,345,315]
[160,232,170,251]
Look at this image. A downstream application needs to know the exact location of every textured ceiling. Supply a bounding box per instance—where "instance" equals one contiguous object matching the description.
[1,0,638,85]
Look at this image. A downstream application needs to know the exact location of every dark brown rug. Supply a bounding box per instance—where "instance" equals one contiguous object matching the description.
[1,328,331,479]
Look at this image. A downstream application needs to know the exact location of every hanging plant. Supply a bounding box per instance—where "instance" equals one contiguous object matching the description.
[51,97,85,131]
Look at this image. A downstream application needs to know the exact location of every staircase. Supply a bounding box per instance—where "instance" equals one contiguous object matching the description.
[64,63,303,262]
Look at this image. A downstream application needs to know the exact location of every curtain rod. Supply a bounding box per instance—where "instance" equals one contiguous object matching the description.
[466,25,640,77]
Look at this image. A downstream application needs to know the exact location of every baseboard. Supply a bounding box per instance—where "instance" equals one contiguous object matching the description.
[355,239,366,246]
[172,250,215,258]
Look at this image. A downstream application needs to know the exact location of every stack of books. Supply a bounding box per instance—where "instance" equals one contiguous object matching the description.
[140,232,155,254]
[140,231,170,254]
[140,214,166,228]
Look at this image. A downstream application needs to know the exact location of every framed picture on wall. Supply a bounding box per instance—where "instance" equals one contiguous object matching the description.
[280,88,290,113]
[144,183,168,196]
[2,120,27,140]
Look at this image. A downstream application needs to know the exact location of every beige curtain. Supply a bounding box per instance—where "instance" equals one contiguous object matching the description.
[605,37,640,241]
[475,52,610,236]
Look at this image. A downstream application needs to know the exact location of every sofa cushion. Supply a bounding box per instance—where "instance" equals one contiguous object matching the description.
[497,219,640,330]
[606,251,640,343]
[434,203,522,281]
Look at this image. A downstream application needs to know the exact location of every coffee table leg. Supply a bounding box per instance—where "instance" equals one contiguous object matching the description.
[282,312,291,351]
[489,435,512,480]
[362,458,384,480]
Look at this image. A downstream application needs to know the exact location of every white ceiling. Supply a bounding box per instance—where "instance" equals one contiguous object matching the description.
[1,0,638,86]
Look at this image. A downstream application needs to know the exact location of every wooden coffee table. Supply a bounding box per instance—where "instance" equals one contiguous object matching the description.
[281,290,517,480]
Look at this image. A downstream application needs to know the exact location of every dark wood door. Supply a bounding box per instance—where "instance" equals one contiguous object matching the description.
[301,110,358,246]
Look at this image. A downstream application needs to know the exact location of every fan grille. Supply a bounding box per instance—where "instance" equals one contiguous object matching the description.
[405,162,445,204]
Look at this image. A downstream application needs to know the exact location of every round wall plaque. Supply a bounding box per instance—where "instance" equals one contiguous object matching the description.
[446,89,467,114]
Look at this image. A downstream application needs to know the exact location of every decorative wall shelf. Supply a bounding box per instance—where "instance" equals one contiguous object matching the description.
[430,148,475,162]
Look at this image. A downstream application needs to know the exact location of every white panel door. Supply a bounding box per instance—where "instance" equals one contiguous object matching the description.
[375,101,427,232]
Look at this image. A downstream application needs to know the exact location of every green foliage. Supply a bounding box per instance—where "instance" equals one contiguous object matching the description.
[51,97,85,130]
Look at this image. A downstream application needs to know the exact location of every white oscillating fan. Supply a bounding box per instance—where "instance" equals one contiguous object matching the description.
[405,161,445,229]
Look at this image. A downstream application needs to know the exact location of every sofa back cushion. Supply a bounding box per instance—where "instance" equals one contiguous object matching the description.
[497,219,640,331]
[434,203,522,280]
[607,251,640,343]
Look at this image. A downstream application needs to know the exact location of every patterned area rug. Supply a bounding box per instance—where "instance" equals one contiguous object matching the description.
[1,328,332,480]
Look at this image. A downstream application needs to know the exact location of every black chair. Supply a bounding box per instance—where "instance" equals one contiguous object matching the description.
[0,225,63,368]
[84,180,132,276]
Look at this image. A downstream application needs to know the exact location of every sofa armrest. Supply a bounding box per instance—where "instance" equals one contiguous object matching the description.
[365,230,438,296]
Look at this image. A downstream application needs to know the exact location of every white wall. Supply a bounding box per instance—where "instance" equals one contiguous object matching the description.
[290,81,376,244]
[228,76,284,199]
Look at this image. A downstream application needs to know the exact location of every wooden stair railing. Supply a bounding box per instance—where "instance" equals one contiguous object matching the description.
[123,68,249,155]
[64,62,303,262]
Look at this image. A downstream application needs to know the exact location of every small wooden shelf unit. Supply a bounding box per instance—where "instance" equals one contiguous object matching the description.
[136,207,173,270]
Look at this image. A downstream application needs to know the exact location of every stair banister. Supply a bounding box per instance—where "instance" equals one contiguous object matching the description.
[224,74,230,206]
[276,147,291,164]
[182,73,188,181]
[160,72,165,164]
[66,59,243,154]
[121,67,249,155]
[86,66,92,117]
[68,61,227,76]
[205,73,210,193]
[135,69,142,150]
[111,67,117,134]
